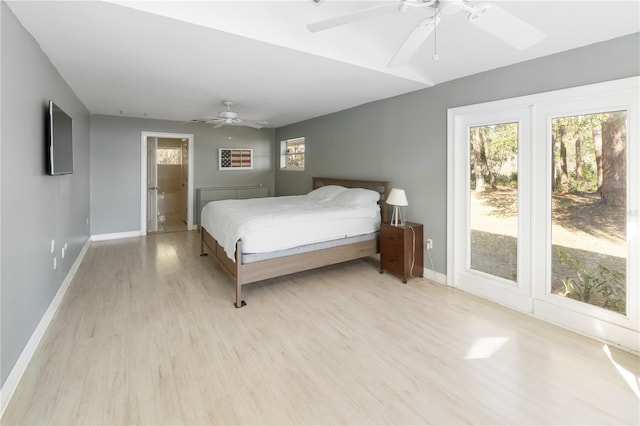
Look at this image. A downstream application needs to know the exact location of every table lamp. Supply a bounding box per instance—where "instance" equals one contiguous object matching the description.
[387,188,408,226]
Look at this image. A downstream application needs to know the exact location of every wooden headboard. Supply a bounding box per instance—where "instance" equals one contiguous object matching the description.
[312,177,390,223]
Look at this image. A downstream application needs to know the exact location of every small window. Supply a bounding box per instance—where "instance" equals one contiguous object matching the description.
[157,148,181,165]
[280,137,305,170]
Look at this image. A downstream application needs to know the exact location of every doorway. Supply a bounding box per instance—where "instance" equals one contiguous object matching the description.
[141,132,194,235]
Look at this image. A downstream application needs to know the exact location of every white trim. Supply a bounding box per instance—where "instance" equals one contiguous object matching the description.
[279,138,306,171]
[534,299,640,354]
[449,103,533,307]
[91,231,142,242]
[454,278,534,313]
[422,267,447,285]
[0,239,90,417]
[140,132,195,235]
[446,108,456,287]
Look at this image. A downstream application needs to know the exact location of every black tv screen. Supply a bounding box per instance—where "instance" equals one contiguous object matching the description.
[46,100,73,175]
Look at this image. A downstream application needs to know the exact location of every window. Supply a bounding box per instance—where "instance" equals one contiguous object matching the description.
[469,122,519,283]
[280,137,305,170]
[550,111,628,314]
[157,148,181,165]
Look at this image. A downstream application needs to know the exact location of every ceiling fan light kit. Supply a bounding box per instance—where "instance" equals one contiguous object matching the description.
[438,0,467,15]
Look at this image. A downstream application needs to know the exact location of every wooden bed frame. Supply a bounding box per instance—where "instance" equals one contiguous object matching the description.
[200,177,390,307]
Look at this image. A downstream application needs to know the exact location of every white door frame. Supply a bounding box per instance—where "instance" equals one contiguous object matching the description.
[447,104,533,312]
[140,131,195,235]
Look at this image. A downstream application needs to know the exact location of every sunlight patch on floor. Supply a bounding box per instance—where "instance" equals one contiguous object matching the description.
[603,345,640,400]
[465,337,509,359]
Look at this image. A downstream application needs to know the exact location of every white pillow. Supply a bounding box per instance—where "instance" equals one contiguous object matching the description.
[307,185,347,202]
[334,188,380,208]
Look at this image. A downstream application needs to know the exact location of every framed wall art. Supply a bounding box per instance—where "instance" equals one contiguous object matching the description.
[219,148,253,170]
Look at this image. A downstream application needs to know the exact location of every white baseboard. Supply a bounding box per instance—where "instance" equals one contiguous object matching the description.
[91,230,142,241]
[0,238,91,418]
[422,267,447,285]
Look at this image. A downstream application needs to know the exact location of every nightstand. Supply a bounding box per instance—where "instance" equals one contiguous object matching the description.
[379,222,424,283]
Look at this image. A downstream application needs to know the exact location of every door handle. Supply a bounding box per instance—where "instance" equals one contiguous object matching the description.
[148,186,159,191]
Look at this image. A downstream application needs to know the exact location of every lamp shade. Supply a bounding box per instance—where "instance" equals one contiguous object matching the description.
[387,188,408,206]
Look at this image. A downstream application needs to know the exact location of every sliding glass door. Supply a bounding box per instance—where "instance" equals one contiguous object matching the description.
[448,77,639,351]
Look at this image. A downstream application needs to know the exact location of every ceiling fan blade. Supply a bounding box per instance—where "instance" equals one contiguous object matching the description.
[241,120,268,129]
[307,2,401,32]
[467,3,545,50]
[388,15,440,67]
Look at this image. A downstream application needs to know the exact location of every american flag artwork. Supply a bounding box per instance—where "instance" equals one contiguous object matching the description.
[219,148,253,170]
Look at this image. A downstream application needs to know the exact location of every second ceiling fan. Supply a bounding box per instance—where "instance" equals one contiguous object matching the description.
[191,101,268,129]
[307,0,545,66]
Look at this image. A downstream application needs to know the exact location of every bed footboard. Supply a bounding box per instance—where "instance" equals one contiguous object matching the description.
[200,227,378,308]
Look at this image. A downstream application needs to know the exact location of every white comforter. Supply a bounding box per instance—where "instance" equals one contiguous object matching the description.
[201,195,380,261]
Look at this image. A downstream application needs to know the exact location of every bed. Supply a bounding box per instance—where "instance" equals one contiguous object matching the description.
[200,177,389,307]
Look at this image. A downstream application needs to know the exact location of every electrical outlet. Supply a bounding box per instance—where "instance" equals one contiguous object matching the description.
[51,239,55,253]
[53,257,57,270]
[61,247,65,259]
[426,239,433,250]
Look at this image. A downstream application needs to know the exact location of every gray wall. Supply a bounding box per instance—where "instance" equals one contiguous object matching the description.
[1,2,91,387]
[90,115,275,235]
[275,33,640,275]
[1,0,637,393]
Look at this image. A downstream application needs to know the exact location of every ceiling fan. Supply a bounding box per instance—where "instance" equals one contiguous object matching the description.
[191,101,268,129]
[307,0,545,67]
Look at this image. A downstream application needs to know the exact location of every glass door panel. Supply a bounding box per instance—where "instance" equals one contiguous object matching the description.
[469,122,519,283]
[550,111,627,315]
[147,137,158,233]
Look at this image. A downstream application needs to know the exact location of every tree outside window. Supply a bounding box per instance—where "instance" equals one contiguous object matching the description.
[280,137,305,170]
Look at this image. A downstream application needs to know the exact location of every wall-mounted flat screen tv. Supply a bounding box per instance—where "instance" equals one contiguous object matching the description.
[46,100,73,175]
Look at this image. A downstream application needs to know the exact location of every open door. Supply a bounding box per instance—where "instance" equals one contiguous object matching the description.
[147,136,158,233]
[181,139,189,224]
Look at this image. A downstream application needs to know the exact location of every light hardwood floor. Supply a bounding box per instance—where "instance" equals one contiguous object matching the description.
[2,231,639,425]
[156,212,187,233]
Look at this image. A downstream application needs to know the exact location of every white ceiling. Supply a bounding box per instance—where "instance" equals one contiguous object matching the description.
[6,1,640,128]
